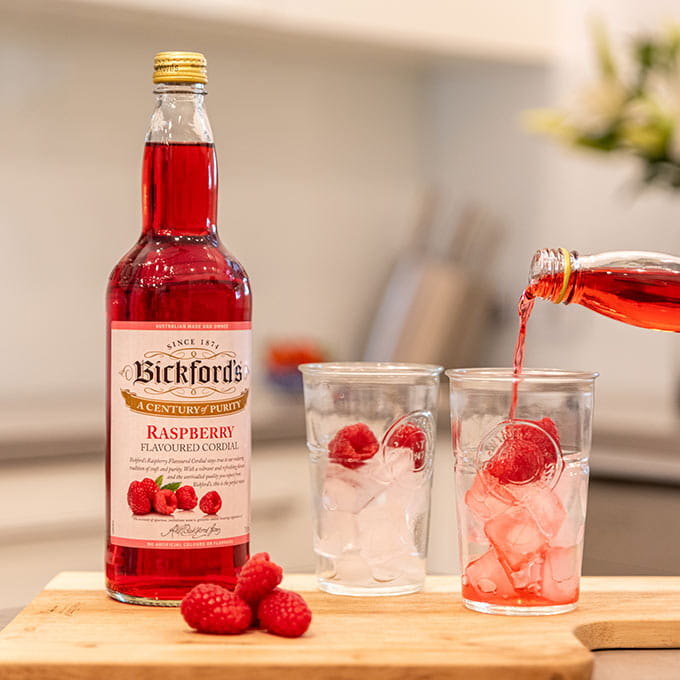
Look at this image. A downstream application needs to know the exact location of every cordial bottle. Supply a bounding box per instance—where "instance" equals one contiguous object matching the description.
[526,248,680,332]
[106,52,252,605]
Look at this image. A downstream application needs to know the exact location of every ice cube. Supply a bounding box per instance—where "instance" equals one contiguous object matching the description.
[407,505,429,555]
[462,509,488,546]
[551,512,584,548]
[322,462,387,514]
[509,555,544,592]
[356,490,411,563]
[370,564,401,583]
[378,445,428,491]
[541,546,580,604]
[370,554,425,584]
[551,469,587,548]
[379,453,428,516]
[509,481,566,539]
[315,508,358,557]
[484,505,549,572]
[464,549,517,600]
[464,470,515,521]
[550,517,584,548]
[334,550,373,585]
[385,444,421,480]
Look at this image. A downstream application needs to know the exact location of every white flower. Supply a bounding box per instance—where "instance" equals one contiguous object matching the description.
[643,70,680,161]
[571,79,628,135]
[617,97,671,157]
[645,70,680,117]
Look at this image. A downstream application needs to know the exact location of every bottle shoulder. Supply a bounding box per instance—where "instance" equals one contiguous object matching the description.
[107,234,251,323]
[109,235,249,289]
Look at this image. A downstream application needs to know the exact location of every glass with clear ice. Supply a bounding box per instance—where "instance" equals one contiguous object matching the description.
[300,363,442,596]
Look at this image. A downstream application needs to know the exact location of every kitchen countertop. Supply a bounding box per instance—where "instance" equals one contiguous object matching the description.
[1,574,679,680]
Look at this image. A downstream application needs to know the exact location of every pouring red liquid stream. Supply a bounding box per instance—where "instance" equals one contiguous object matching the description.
[509,292,535,420]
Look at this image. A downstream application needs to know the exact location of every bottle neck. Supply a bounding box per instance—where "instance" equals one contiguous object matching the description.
[142,83,217,237]
[527,248,579,304]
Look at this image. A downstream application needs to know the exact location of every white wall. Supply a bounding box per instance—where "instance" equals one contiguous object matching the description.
[0,6,425,412]
[423,60,550,364]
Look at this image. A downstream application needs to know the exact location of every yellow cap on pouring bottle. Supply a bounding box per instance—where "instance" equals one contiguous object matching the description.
[553,247,573,304]
[153,51,207,84]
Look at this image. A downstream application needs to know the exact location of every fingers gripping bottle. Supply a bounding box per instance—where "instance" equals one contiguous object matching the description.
[106,52,252,605]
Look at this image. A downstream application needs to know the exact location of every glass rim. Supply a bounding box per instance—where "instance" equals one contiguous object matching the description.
[298,361,443,379]
[445,367,598,384]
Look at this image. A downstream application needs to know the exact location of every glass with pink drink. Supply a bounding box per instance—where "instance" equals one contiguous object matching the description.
[447,368,597,615]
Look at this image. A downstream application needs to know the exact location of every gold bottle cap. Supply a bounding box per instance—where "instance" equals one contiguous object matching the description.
[153,51,207,84]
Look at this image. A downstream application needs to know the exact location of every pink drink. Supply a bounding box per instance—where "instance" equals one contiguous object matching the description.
[458,290,585,612]
[459,454,586,610]
[450,368,594,611]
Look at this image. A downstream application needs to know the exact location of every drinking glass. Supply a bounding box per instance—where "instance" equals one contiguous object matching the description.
[300,362,442,596]
[447,368,597,615]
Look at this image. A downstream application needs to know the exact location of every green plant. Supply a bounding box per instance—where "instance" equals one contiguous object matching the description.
[526,22,680,189]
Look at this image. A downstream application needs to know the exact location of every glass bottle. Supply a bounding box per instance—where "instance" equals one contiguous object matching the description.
[526,248,680,332]
[106,52,252,605]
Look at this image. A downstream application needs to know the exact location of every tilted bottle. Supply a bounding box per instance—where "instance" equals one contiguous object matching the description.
[106,52,252,605]
[526,249,680,332]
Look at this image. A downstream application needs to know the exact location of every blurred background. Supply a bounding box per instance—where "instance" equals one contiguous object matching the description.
[1,0,679,608]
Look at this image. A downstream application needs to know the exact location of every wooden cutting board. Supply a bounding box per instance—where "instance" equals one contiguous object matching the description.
[1,572,679,680]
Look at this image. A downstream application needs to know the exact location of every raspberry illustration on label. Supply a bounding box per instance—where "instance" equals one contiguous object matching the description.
[153,489,178,515]
[140,477,160,500]
[127,481,152,515]
[126,476,189,516]
[176,485,198,510]
[199,491,222,515]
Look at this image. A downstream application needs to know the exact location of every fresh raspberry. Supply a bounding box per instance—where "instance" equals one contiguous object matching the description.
[176,485,198,510]
[485,418,561,485]
[153,488,178,515]
[328,423,379,469]
[485,438,543,485]
[257,588,312,638]
[235,552,283,606]
[524,417,560,449]
[387,422,427,470]
[199,490,222,515]
[127,481,151,515]
[180,583,252,635]
[140,477,159,501]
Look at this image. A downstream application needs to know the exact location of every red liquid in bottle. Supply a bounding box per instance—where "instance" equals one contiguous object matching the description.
[529,268,680,333]
[106,142,251,602]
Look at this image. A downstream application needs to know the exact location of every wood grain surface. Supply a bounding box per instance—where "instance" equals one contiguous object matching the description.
[0,572,679,680]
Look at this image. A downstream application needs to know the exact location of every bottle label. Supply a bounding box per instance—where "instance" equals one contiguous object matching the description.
[109,321,251,550]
